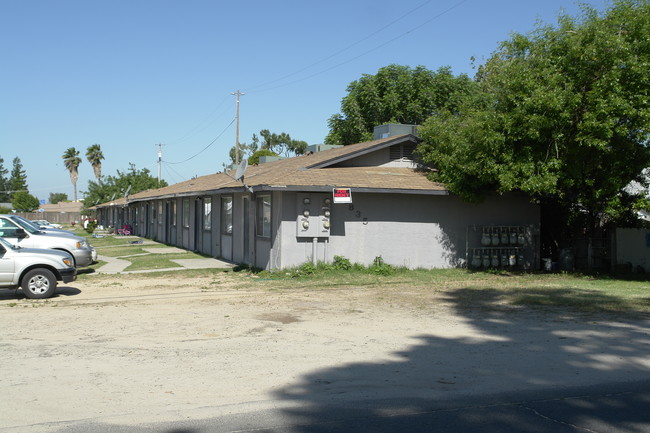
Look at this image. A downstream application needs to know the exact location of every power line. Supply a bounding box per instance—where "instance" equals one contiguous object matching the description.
[245,0,470,94]
[244,0,436,93]
[166,117,236,165]
[162,162,186,184]
[166,94,231,145]
[151,0,470,178]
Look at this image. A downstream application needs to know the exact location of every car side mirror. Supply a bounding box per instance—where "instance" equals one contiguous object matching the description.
[16,228,27,238]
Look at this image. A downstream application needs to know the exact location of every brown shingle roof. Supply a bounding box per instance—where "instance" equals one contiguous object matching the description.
[96,135,446,208]
[40,201,83,212]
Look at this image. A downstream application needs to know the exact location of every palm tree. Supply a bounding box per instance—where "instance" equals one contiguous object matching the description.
[62,147,82,201]
[85,144,104,181]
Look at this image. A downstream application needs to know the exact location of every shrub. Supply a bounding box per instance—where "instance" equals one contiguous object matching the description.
[85,220,97,234]
[299,262,316,275]
[371,256,395,276]
[333,255,352,270]
[248,149,279,165]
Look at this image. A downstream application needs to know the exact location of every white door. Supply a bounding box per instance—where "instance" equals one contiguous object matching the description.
[0,246,15,284]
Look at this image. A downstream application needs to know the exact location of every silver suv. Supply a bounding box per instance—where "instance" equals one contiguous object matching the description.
[9,216,97,262]
[0,215,94,267]
[0,237,76,299]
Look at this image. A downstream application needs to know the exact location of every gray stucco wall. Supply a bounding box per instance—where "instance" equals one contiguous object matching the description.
[275,192,540,269]
[97,189,539,271]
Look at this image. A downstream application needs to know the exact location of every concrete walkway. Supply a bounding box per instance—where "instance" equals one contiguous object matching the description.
[93,254,233,274]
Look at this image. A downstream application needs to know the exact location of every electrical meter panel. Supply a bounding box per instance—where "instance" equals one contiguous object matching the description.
[296,193,331,238]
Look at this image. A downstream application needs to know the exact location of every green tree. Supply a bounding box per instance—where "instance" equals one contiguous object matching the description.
[49,192,68,204]
[258,129,308,157]
[248,149,279,165]
[326,64,477,145]
[229,134,259,165]
[0,156,9,202]
[85,144,104,181]
[229,130,307,164]
[83,163,168,207]
[62,147,82,201]
[12,191,40,212]
[8,157,28,200]
[418,0,650,234]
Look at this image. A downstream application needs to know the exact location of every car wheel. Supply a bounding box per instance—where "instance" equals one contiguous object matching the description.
[21,269,57,299]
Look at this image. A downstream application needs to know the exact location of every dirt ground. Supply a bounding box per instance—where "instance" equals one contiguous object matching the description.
[1,272,650,432]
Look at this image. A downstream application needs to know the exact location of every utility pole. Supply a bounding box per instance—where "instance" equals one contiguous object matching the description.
[156,143,164,182]
[231,90,245,165]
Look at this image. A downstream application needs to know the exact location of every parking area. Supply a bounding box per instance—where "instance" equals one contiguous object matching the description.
[1,271,650,432]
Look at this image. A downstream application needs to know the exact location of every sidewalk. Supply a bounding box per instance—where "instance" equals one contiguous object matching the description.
[94,254,233,274]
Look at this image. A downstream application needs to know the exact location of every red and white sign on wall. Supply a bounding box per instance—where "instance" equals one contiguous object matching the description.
[333,187,352,203]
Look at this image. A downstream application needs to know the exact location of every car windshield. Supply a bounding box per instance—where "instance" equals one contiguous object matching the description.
[0,236,17,250]
[7,216,40,234]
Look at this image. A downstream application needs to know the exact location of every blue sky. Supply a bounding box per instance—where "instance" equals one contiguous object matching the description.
[1,0,608,203]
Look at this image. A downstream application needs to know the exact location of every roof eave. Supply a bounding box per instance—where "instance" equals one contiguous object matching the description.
[255,184,448,195]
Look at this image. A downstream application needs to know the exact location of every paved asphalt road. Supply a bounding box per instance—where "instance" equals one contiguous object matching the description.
[45,379,650,433]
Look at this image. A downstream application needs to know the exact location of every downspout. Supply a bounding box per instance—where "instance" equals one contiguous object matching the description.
[251,192,256,268]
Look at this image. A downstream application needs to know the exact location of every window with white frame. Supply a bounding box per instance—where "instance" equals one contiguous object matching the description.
[203,198,212,230]
[221,196,232,234]
[158,202,163,224]
[256,194,272,238]
[172,201,177,226]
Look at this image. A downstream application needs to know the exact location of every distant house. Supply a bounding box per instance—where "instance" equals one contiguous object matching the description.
[93,132,541,270]
[39,201,83,214]
[15,201,83,225]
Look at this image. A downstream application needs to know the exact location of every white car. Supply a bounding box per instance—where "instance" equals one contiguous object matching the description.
[31,219,63,229]
[16,216,74,236]
[0,215,94,267]
[0,237,76,299]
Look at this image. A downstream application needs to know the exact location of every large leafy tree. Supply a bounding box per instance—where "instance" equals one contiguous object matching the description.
[83,163,167,207]
[418,0,650,235]
[0,156,9,202]
[8,157,28,200]
[12,191,40,212]
[86,144,104,181]
[62,147,82,201]
[326,64,477,145]
[49,192,68,204]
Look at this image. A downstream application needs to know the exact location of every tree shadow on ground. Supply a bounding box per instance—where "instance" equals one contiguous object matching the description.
[269,287,650,432]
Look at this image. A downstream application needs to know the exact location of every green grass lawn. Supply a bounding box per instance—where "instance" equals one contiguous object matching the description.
[78,232,209,272]
[76,232,650,315]
[244,267,650,315]
[123,252,206,271]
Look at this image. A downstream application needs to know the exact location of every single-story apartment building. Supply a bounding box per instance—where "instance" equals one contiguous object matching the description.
[93,132,541,270]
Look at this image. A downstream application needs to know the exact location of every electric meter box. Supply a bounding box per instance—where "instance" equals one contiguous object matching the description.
[296,193,331,238]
